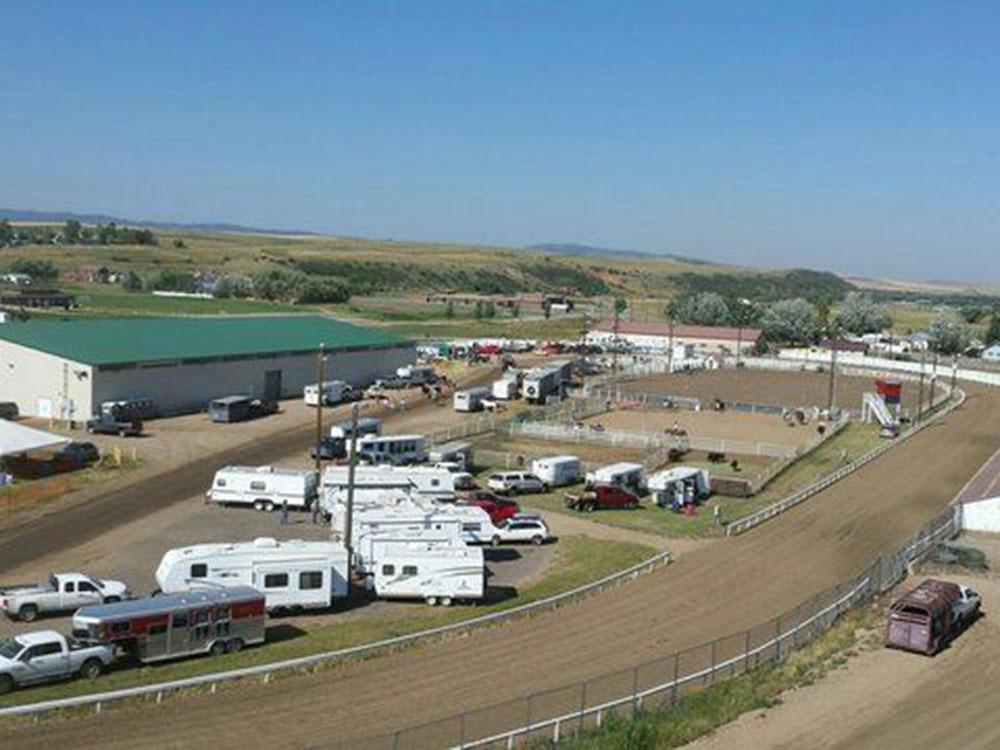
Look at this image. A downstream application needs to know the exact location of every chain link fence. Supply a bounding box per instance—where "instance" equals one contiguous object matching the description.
[329,506,958,750]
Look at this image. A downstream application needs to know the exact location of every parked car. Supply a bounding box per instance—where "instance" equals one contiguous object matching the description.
[86,415,143,437]
[0,402,19,420]
[1,573,130,622]
[310,436,347,461]
[54,442,100,466]
[372,375,410,391]
[488,515,550,546]
[0,630,115,694]
[565,484,641,512]
[464,492,520,525]
[486,471,548,495]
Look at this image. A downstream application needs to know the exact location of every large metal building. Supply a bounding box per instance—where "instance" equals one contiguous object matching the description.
[0,315,415,419]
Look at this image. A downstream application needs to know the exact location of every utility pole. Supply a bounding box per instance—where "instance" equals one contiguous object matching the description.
[612,303,620,375]
[736,325,743,368]
[314,344,325,478]
[343,402,360,581]
[668,318,675,373]
[826,335,838,413]
[917,351,926,424]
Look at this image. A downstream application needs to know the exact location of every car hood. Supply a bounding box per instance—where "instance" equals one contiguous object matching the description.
[97,580,129,596]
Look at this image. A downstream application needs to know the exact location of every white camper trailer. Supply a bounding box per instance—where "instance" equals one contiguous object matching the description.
[492,374,520,400]
[428,441,474,471]
[647,467,710,508]
[531,455,582,487]
[329,417,382,440]
[155,538,349,611]
[371,542,485,606]
[321,465,458,516]
[206,466,318,512]
[351,434,428,466]
[585,462,646,493]
[304,380,346,407]
[453,387,491,412]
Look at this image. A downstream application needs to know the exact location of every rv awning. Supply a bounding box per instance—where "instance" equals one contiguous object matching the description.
[0,421,70,457]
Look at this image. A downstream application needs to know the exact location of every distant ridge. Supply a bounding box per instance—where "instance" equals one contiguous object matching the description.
[0,208,318,237]
[527,242,719,266]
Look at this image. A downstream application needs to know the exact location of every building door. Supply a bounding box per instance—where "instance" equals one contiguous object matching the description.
[264,370,282,403]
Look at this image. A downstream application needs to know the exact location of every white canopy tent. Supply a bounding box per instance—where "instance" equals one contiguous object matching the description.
[0,420,69,457]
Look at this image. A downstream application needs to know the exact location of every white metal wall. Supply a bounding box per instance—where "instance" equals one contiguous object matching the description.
[0,339,94,420]
[959,497,1000,534]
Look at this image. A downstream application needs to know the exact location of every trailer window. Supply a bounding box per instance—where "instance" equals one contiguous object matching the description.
[172,613,189,629]
[402,566,418,576]
[110,621,131,635]
[148,624,167,637]
[249,481,267,492]
[216,478,227,487]
[190,564,208,579]
[381,564,395,576]
[264,573,289,589]
[299,571,323,590]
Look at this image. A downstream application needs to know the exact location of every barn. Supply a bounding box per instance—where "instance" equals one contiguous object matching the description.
[0,315,415,419]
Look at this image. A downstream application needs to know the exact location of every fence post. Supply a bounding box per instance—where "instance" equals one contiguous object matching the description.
[579,681,587,734]
[744,629,752,672]
[633,665,640,710]
[460,712,466,747]
[709,639,717,684]
[774,615,782,662]
[671,652,680,707]
[526,693,533,732]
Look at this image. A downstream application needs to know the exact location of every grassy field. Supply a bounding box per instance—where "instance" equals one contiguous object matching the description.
[547,605,880,749]
[0,535,654,710]
[515,422,882,539]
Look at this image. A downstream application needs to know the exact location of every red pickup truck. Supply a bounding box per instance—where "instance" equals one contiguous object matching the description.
[565,484,640,512]
[463,492,520,525]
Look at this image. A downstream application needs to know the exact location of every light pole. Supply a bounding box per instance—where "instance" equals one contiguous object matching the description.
[314,344,325,478]
[343,402,360,584]
[826,325,839,413]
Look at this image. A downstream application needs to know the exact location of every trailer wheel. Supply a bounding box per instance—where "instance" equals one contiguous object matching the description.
[425,596,438,606]
[0,675,14,695]
[263,500,275,513]
[209,640,227,657]
[18,605,38,623]
[227,639,244,653]
[440,596,453,607]
[253,500,265,512]
[79,658,103,680]
[584,503,596,513]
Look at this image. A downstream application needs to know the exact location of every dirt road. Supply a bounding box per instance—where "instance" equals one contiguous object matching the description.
[6,385,997,749]
[691,575,1000,750]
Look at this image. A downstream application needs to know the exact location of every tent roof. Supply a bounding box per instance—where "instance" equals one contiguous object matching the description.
[0,421,70,457]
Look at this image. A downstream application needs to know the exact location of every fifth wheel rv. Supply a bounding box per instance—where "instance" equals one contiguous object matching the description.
[155,538,349,612]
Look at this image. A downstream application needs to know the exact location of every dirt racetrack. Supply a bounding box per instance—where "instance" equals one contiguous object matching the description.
[5,384,997,749]
[621,368,920,410]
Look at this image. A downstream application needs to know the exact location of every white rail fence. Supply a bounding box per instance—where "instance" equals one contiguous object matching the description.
[725,387,967,536]
[338,506,958,749]
[0,551,671,720]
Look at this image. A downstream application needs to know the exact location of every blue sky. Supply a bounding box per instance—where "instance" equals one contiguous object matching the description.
[1,1,997,282]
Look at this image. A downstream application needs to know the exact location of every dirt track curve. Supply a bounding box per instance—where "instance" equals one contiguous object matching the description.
[5,385,999,750]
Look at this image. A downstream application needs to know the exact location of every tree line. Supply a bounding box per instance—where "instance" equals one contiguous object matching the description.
[0,220,158,247]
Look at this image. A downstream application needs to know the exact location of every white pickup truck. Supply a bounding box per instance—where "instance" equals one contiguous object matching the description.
[0,630,115,694]
[0,573,130,622]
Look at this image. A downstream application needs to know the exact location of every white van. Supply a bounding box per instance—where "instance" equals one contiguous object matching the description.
[585,462,646,493]
[155,538,349,612]
[531,455,581,487]
[453,387,491,413]
[351,434,428,466]
[206,466,318,512]
[304,380,346,407]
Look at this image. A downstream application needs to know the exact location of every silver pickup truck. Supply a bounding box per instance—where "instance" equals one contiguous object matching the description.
[0,630,115,693]
[0,573,130,622]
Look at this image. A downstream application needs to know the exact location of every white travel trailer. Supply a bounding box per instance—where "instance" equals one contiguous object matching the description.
[371,542,485,606]
[206,466,318,512]
[304,380,346,407]
[351,434,428,466]
[321,465,458,515]
[647,467,711,508]
[453,387,491,412]
[531,455,582,487]
[155,538,349,612]
[585,462,646,493]
[521,361,573,404]
[492,374,520,400]
[428,441,473,470]
[397,365,437,385]
[329,417,382,440]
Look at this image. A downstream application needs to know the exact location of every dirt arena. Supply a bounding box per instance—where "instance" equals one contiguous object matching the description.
[6,384,995,749]
[586,408,821,450]
[621,368,923,411]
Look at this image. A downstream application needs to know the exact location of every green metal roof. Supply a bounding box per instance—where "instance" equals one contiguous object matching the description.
[0,315,408,366]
